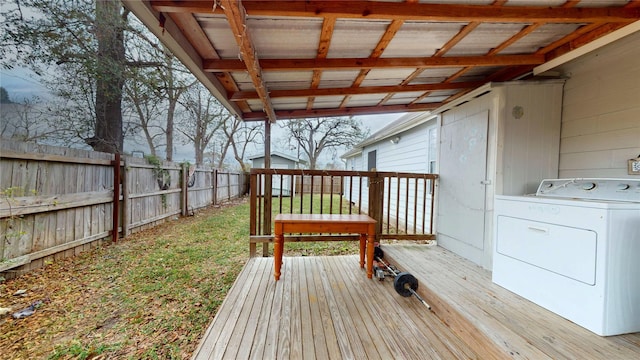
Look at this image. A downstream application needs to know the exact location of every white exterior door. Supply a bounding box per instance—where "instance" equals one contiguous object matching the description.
[437,110,489,264]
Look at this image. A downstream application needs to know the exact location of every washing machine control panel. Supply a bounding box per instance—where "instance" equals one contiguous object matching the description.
[536,178,640,202]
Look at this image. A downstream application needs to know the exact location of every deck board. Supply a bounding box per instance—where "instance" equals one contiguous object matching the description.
[193,246,640,359]
[192,255,475,360]
[382,244,640,360]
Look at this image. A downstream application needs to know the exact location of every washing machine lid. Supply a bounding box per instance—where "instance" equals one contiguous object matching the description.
[535,178,640,202]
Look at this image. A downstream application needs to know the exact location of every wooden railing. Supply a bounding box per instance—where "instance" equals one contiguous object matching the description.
[249,169,438,256]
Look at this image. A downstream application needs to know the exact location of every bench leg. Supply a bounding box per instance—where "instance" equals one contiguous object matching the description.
[367,227,375,279]
[274,223,283,281]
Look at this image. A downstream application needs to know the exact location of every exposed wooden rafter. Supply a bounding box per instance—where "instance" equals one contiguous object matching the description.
[220,0,277,122]
[307,17,336,110]
[231,81,483,101]
[242,103,443,122]
[204,54,545,72]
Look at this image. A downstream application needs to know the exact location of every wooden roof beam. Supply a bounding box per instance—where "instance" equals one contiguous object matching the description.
[307,17,336,110]
[151,1,640,23]
[241,103,443,121]
[220,0,277,122]
[231,81,482,101]
[204,54,545,72]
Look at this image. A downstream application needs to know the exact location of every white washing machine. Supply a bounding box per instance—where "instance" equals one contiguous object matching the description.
[493,178,640,336]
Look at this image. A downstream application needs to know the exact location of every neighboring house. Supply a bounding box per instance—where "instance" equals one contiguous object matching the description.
[343,30,640,270]
[248,151,305,196]
[341,112,439,234]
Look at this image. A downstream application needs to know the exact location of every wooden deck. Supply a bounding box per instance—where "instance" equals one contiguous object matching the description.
[193,245,640,359]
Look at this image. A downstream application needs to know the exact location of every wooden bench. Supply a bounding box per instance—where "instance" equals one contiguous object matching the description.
[273,214,377,281]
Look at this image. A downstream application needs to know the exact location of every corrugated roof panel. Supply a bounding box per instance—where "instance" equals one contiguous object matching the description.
[445,23,528,56]
[383,22,466,58]
[327,19,391,58]
[412,68,466,84]
[501,0,567,6]
[346,94,387,107]
[318,70,360,89]
[230,73,255,91]
[247,18,322,59]
[414,95,451,104]
[384,91,428,102]
[500,23,583,55]
[312,96,348,109]
[271,97,309,110]
[262,70,313,83]
[360,68,419,87]
[246,99,264,112]
[198,16,239,59]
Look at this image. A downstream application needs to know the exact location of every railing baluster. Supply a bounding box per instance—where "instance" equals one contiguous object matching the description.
[413,178,418,234]
[386,176,391,234]
[329,175,334,214]
[310,175,315,214]
[278,173,283,214]
[300,175,304,214]
[395,176,400,234]
[257,173,262,235]
[290,174,294,214]
[422,178,428,234]
[348,175,353,214]
[358,175,363,215]
[320,175,324,214]
[339,176,344,215]
[405,177,409,234]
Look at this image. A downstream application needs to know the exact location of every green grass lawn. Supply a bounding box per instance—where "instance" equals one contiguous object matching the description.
[0,196,358,359]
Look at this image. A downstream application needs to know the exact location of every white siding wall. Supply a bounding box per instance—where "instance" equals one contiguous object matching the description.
[343,119,437,232]
[558,31,640,178]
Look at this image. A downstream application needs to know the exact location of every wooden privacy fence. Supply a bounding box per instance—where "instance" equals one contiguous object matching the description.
[295,175,342,194]
[0,140,248,278]
[249,168,438,257]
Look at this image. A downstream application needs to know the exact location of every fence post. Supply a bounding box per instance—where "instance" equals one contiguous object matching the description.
[181,163,188,216]
[122,157,130,238]
[112,153,121,243]
[212,168,218,205]
[368,171,383,240]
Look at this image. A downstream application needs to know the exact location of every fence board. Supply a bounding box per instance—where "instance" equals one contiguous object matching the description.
[1,139,248,277]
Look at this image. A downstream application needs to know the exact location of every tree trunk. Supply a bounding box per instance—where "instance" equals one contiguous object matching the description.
[90,0,125,153]
[166,98,176,161]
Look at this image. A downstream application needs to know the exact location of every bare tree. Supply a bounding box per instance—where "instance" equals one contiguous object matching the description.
[220,116,263,171]
[281,117,368,169]
[178,85,231,165]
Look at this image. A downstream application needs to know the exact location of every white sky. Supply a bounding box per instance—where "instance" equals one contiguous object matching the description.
[1,67,403,167]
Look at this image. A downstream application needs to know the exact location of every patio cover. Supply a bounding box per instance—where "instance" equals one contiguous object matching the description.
[122,1,640,124]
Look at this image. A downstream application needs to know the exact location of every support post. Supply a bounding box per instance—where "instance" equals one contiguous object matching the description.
[368,171,384,240]
[249,171,257,257]
[263,120,272,256]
